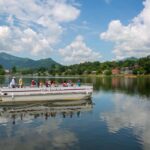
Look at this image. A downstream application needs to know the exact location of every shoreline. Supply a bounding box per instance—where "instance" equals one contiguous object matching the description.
[0,74,150,78]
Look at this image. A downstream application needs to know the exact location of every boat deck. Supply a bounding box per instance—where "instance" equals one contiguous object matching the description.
[0,85,93,102]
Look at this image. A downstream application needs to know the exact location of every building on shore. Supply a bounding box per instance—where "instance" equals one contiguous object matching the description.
[120,67,133,75]
[112,68,120,75]
[5,69,10,74]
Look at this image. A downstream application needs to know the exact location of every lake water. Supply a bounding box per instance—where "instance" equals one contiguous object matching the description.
[0,76,150,150]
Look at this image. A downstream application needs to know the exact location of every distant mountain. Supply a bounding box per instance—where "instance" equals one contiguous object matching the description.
[0,52,60,69]
[123,57,138,61]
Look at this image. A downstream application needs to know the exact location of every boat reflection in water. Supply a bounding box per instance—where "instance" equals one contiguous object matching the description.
[0,99,93,125]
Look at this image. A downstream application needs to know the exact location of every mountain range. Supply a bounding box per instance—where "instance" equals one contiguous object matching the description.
[0,52,60,69]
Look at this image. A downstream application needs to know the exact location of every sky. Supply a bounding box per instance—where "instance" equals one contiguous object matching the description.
[0,0,149,65]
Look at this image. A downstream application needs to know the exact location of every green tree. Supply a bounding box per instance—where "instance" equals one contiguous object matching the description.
[0,65,5,75]
[12,66,17,74]
[38,67,46,73]
[103,69,112,75]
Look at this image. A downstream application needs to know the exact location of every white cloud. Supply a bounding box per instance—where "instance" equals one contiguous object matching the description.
[59,35,101,64]
[0,0,80,58]
[0,118,79,150]
[101,93,150,150]
[0,26,52,56]
[0,0,80,23]
[100,0,150,59]
[0,26,10,38]
[52,3,80,22]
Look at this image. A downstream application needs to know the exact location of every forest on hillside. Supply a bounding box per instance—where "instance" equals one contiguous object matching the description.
[0,55,150,76]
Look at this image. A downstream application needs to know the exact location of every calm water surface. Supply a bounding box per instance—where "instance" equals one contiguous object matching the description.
[0,76,150,150]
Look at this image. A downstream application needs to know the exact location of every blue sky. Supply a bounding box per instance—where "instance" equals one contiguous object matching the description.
[0,0,149,64]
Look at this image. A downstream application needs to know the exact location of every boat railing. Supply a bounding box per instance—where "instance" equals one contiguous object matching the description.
[38,85,93,92]
[0,83,93,91]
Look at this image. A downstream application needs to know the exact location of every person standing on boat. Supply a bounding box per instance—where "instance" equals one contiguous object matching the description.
[48,80,51,87]
[31,79,36,87]
[45,80,49,87]
[10,77,16,88]
[62,81,67,87]
[19,78,23,88]
[77,80,81,87]
[39,80,43,87]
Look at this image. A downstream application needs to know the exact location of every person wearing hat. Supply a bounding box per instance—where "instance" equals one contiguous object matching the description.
[10,77,16,88]
[31,79,36,87]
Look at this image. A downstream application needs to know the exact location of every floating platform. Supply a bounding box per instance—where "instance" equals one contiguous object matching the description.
[0,86,93,102]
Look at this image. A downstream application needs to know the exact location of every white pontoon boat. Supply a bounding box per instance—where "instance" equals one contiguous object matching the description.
[0,85,93,102]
